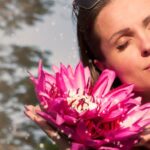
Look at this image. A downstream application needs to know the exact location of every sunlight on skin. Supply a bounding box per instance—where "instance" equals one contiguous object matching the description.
[24,105,70,150]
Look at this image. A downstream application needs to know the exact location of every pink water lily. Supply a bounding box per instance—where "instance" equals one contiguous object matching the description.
[30,60,150,150]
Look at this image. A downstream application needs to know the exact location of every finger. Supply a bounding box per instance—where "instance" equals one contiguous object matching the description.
[25,105,41,112]
[25,108,67,144]
[24,105,42,120]
[24,109,37,122]
[140,134,150,143]
[24,105,35,112]
[24,105,60,140]
[24,105,70,149]
[35,118,61,141]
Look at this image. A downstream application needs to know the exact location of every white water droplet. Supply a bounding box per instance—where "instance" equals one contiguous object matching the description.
[68,134,72,138]
[39,143,44,148]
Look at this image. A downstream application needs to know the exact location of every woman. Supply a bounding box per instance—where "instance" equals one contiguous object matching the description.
[25,0,150,149]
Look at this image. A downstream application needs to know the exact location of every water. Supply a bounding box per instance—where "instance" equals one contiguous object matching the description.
[0,0,79,149]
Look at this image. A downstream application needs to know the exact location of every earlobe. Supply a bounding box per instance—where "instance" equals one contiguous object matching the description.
[93,59,106,71]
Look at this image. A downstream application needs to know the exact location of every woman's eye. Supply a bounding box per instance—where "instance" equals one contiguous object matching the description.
[147,22,150,30]
[116,41,129,51]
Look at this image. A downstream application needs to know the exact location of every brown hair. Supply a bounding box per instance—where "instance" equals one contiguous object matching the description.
[73,0,111,83]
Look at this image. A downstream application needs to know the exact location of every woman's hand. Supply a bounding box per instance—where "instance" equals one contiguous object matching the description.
[24,105,70,150]
[25,105,150,150]
[139,125,150,149]
[132,126,150,150]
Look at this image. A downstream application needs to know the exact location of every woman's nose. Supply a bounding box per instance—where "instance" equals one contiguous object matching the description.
[139,30,150,57]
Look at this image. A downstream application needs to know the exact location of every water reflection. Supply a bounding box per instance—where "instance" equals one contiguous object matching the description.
[0,0,54,34]
[0,45,57,150]
[0,0,64,149]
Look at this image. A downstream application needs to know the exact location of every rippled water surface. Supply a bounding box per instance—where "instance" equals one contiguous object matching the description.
[0,0,78,149]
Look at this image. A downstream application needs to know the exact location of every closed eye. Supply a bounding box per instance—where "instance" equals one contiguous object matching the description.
[116,41,129,51]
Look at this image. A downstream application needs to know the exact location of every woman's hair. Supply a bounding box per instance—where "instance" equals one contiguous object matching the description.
[72,0,111,83]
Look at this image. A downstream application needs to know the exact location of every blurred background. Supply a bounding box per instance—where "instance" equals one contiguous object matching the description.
[0,0,79,149]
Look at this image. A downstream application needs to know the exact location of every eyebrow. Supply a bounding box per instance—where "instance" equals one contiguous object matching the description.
[143,15,150,27]
[109,15,150,43]
[109,28,130,43]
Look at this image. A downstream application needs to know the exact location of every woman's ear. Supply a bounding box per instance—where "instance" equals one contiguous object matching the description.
[93,59,106,71]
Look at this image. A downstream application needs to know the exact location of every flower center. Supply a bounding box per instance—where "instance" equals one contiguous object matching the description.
[67,90,97,113]
[86,119,121,139]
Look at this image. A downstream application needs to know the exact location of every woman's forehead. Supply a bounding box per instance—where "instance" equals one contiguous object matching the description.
[94,0,150,40]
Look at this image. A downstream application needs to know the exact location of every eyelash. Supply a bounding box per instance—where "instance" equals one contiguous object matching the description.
[116,41,129,51]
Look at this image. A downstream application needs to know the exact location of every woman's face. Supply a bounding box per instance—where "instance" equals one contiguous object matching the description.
[94,0,150,92]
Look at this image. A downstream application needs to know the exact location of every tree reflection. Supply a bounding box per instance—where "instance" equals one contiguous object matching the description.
[0,44,58,149]
[0,0,62,149]
[0,0,54,34]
